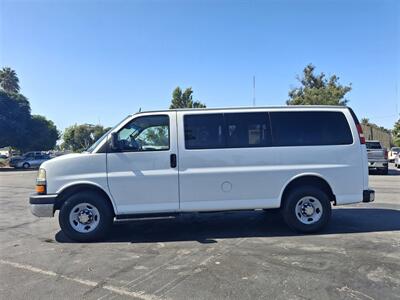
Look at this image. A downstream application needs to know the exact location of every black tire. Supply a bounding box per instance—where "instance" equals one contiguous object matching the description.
[22,162,30,169]
[59,191,114,242]
[282,186,331,233]
[379,167,388,175]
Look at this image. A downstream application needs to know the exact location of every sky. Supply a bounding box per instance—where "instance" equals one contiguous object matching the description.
[1,0,399,131]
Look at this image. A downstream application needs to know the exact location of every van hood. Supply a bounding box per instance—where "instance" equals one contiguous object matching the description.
[40,153,87,170]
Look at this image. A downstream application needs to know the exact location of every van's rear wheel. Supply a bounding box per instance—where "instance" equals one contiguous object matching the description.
[282,186,331,233]
[59,191,114,242]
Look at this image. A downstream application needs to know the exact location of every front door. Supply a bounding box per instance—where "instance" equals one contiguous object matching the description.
[107,112,179,215]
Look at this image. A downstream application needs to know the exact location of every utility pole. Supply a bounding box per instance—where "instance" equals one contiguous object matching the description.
[253,75,256,107]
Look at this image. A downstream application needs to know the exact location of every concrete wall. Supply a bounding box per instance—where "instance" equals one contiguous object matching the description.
[361,124,392,149]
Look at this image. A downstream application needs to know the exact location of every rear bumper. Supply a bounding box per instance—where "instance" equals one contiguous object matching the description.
[29,194,57,217]
[368,161,388,169]
[363,189,375,203]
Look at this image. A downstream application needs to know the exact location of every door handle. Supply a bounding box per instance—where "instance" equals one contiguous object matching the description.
[170,154,177,168]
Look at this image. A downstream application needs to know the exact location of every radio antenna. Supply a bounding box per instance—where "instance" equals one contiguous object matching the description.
[253,76,256,106]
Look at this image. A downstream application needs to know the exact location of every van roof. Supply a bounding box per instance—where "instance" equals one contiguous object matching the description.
[134,105,350,114]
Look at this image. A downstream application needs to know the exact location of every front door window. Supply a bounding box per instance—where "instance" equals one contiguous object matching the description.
[116,115,169,152]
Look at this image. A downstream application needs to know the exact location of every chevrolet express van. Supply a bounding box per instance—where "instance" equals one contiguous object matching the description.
[30,106,375,241]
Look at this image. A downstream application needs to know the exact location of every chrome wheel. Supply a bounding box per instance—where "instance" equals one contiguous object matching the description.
[295,196,323,225]
[69,203,100,233]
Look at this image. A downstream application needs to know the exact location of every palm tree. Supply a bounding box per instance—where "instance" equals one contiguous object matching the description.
[0,67,20,93]
[361,118,370,125]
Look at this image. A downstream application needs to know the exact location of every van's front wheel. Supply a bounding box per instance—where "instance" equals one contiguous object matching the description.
[282,186,331,233]
[59,191,114,242]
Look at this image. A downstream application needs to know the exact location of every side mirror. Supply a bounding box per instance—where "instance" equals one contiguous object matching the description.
[110,132,120,151]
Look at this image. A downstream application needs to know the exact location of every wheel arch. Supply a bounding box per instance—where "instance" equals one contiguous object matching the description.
[55,182,117,215]
[279,173,336,207]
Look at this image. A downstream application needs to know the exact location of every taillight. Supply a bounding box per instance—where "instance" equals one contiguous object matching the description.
[384,150,388,160]
[356,124,365,144]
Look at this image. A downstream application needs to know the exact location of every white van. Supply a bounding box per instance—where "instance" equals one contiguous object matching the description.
[30,106,375,241]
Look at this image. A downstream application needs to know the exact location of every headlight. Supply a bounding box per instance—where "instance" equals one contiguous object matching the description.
[36,168,46,194]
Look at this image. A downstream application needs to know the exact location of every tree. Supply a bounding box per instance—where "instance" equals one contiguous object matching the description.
[0,91,59,151]
[0,66,60,152]
[142,127,169,146]
[62,124,111,152]
[24,115,60,151]
[287,64,351,106]
[0,67,20,93]
[0,90,31,149]
[169,87,206,109]
[393,119,400,147]
[361,118,370,125]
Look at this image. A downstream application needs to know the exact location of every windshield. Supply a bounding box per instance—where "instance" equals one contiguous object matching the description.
[85,115,131,153]
[391,147,400,152]
[85,128,112,153]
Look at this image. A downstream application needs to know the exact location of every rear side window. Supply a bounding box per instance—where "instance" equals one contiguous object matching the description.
[366,142,382,149]
[270,111,353,146]
[225,113,271,148]
[184,114,225,149]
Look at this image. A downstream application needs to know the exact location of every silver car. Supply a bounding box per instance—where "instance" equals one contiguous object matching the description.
[14,153,51,169]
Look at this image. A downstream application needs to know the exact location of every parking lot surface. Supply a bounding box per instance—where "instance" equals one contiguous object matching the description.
[0,167,399,300]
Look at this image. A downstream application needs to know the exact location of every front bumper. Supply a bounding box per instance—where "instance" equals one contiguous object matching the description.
[363,189,375,203]
[29,194,57,217]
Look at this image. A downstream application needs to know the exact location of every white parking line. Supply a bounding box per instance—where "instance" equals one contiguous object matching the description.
[0,259,162,300]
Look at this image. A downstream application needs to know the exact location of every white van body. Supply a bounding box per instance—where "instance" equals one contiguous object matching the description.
[30,106,374,241]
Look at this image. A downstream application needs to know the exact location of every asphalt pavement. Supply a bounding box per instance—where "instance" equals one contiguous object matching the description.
[0,166,399,299]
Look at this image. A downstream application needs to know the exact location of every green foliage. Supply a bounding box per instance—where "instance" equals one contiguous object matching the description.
[0,91,59,151]
[169,87,206,109]
[287,64,351,106]
[393,119,400,147]
[62,124,111,152]
[0,67,20,93]
[0,90,31,149]
[140,127,168,146]
[25,115,60,151]
[0,67,59,151]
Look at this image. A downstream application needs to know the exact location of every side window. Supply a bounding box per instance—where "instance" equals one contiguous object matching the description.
[270,111,353,146]
[225,113,271,148]
[117,115,169,152]
[184,114,225,149]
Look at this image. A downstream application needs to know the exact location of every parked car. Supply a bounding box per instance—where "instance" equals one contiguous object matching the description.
[29,106,374,242]
[12,152,51,169]
[395,153,400,169]
[366,140,388,175]
[9,151,43,167]
[388,147,400,162]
